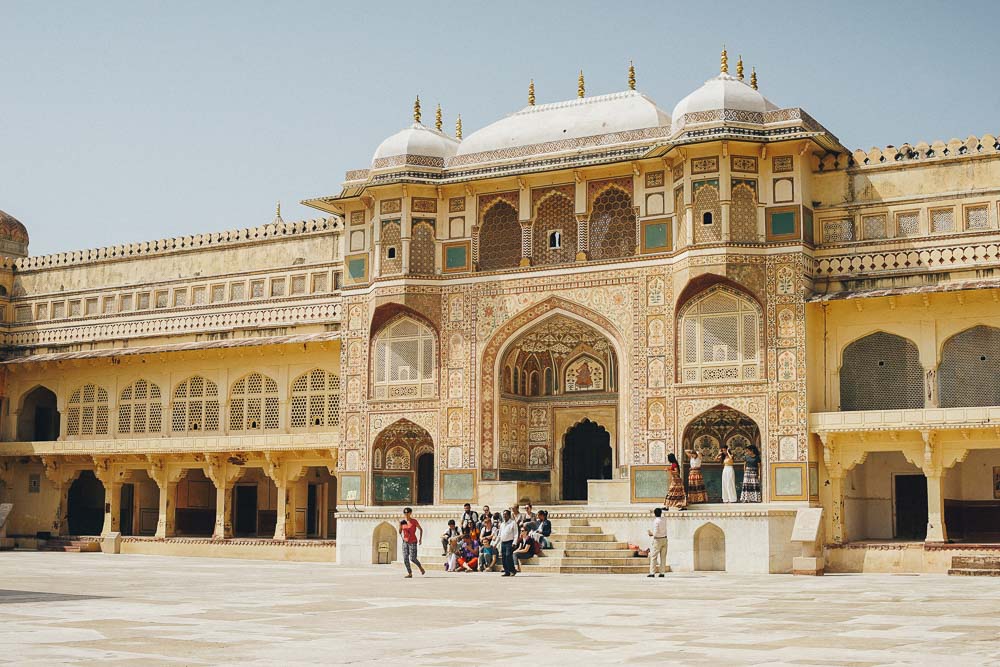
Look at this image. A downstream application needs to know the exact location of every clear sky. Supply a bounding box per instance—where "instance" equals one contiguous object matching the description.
[2,0,998,255]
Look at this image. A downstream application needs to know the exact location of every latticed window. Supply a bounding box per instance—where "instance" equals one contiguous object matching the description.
[589,187,635,260]
[931,208,954,233]
[532,194,576,266]
[692,184,722,244]
[896,211,920,237]
[862,214,887,240]
[66,383,110,437]
[118,379,163,434]
[939,325,1000,408]
[478,201,520,271]
[372,317,436,400]
[229,373,280,431]
[730,184,757,242]
[840,332,924,411]
[171,375,220,433]
[679,287,762,383]
[409,220,436,275]
[965,206,990,231]
[290,369,341,429]
[381,221,402,275]
[823,219,855,243]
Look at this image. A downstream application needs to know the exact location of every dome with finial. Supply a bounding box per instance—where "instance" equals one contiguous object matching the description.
[670,48,777,134]
[0,210,29,257]
[371,96,461,170]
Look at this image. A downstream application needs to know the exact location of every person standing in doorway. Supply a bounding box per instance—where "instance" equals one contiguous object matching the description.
[398,507,425,578]
[721,445,738,503]
[740,444,763,503]
[647,507,668,578]
[663,453,688,510]
[497,509,519,576]
[685,448,708,504]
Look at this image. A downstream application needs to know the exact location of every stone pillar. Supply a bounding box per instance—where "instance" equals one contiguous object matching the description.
[827,470,846,544]
[149,459,185,539]
[925,470,947,543]
[519,223,532,267]
[93,458,121,537]
[274,479,288,541]
[206,455,243,540]
[575,214,588,261]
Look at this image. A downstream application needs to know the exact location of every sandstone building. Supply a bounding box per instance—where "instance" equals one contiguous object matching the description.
[1,52,998,573]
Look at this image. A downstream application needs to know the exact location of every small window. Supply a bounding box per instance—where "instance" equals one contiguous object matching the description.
[702,211,714,226]
[548,231,561,249]
[386,246,398,259]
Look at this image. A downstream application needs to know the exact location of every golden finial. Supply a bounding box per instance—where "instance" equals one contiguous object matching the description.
[528,79,535,106]
[750,67,758,90]
[737,55,744,81]
[435,104,442,131]
[274,201,283,224]
[578,70,585,98]
[455,114,463,140]
[628,60,636,90]
[720,46,728,74]
[413,95,421,123]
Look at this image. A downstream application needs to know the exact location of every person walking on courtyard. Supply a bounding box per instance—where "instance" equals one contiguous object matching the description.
[663,453,687,510]
[720,445,738,503]
[498,509,519,576]
[398,507,425,578]
[740,444,763,503]
[647,507,668,577]
[684,448,708,504]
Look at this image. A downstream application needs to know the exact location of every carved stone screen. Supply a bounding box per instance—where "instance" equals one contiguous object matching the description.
[840,332,924,411]
[938,325,1000,408]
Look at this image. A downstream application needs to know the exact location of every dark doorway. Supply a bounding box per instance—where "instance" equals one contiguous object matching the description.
[67,470,105,536]
[19,386,59,441]
[416,453,434,505]
[119,483,134,536]
[895,474,928,540]
[562,420,613,501]
[327,478,338,539]
[234,485,258,536]
[307,484,319,537]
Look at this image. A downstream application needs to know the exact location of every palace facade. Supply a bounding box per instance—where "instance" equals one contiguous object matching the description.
[1,52,998,573]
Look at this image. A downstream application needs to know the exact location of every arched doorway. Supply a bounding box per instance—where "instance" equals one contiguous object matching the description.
[562,420,612,501]
[681,406,763,502]
[371,419,435,505]
[18,386,59,441]
[67,470,104,535]
[694,523,726,571]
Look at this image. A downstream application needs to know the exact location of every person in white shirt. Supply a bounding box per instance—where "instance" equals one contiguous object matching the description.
[647,507,668,577]
[497,509,519,576]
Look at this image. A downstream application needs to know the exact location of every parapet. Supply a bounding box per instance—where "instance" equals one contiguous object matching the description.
[15,217,343,272]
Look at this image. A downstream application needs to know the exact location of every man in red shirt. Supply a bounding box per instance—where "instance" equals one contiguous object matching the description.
[398,507,425,578]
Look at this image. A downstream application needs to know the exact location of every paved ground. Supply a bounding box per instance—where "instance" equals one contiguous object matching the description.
[1,553,999,665]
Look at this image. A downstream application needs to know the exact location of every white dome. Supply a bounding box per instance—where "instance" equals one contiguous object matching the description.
[671,73,778,131]
[372,123,460,166]
[456,90,670,159]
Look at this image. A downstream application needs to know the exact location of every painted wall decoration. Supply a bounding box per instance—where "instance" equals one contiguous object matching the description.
[565,356,605,392]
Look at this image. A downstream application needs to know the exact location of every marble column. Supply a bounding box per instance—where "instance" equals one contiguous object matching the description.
[925,470,948,543]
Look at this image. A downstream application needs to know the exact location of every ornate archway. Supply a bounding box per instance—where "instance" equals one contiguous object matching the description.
[481,298,625,496]
[681,405,763,502]
[370,419,435,505]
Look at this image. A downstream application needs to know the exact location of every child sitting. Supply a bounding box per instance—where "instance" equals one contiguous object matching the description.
[479,537,498,572]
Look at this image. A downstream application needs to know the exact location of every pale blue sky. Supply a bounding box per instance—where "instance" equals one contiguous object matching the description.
[2,1,997,255]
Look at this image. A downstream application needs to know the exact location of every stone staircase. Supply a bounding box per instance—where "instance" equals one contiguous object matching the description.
[396,518,652,574]
[948,555,1000,576]
[39,537,101,553]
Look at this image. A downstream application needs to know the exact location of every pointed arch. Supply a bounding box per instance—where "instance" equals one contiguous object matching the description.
[65,383,110,437]
[171,375,220,433]
[478,199,520,271]
[588,186,635,260]
[938,324,1000,408]
[229,372,280,431]
[409,220,436,275]
[371,418,434,505]
[730,182,758,242]
[693,522,726,571]
[480,296,628,472]
[532,189,576,266]
[289,368,341,429]
[840,332,923,411]
[117,378,163,434]
[677,284,763,383]
[371,313,437,400]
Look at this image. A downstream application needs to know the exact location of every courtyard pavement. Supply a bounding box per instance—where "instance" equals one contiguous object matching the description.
[0,552,998,665]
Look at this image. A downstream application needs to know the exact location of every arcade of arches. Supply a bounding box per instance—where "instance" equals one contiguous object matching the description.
[682,407,762,502]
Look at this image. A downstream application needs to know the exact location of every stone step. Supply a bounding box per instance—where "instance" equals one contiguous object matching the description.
[548,519,590,527]
[552,540,629,549]
[40,545,83,552]
[948,568,1000,577]
[558,557,645,566]
[563,549,641,558]
[557,565,652,574]
[549,532,617,542]
[563,526,603,534]
[952,556,1000,570]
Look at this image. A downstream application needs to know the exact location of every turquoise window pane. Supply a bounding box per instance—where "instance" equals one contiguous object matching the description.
[645,223,668,249]
[771,211,796,236]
